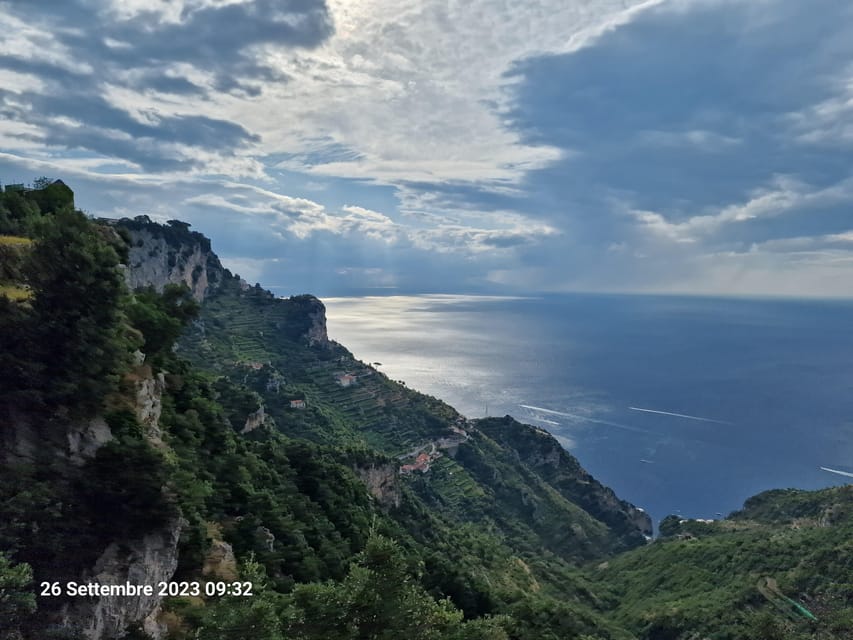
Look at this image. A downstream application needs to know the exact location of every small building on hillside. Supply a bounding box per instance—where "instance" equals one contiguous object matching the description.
[400,452,433,475]
[289,399,306,410]
[335,373,357,388]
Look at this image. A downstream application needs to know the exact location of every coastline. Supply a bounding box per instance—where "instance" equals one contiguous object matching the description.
[322,292,853,525]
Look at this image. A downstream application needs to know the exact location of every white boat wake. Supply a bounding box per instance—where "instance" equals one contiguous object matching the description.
[820,466,853,479]
[520,404,651,434]
[628,406,733,425]
[519,404,574,418]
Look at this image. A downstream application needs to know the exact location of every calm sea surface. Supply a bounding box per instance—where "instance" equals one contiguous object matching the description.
[322,293,853,526]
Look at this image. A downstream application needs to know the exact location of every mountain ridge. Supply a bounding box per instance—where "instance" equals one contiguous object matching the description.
[2,183,851,640]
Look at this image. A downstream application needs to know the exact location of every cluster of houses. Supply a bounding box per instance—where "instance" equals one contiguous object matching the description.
[400,451,437,475]
[399,422,471,476]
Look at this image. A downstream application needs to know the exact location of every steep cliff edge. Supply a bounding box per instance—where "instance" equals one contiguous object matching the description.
[355,462,402,508]
[1,408,113,468]
[0,363,182,640]
[4,187,852,639]
[163,219,653,558]
[475,416,653,544]
[110,216,225,302]
[60,517,182,640]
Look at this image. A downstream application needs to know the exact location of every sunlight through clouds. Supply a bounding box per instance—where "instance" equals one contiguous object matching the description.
[1,0,853,296]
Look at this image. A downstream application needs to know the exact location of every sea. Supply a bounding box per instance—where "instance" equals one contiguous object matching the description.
[322,293,853,527]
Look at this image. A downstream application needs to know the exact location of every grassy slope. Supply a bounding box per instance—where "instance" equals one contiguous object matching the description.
[169,272,663,637]
[175,275,647,563]
[586,486,853,639]
[0,234,33,301]
[158,219,853,639]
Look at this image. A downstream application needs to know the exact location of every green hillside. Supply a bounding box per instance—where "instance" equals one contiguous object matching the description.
[585,486,853,639]
[1,180,851,640]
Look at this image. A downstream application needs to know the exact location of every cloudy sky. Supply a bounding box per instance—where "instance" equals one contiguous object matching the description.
[2,0,852,297]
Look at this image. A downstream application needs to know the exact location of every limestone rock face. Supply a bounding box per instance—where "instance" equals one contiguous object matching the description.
[136,372,167,444]
[67,416,114,465]
[117,217,224,302]
[355,463,402,509]
[44,364,178,639]
[242,405,267,434]
[1,407,112,467]
[61,518,183,640]
[306,301,330,347]
[203,540,238,581]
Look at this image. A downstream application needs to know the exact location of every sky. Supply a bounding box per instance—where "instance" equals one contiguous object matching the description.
[1,0,853,297]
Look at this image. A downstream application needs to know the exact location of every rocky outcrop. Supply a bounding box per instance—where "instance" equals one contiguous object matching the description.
[65,367,180,639]
[355,463,402,508]
[60,367,180,639]
[306,302,329,347]
[242,405,267,434]
[1,407,112,467]
[476,416,654,543]
[115,216,224,302]
[203,539,238,582]
[61,518,183,640]
[1,360,182,640]
[136,372,166,445]
[283,294,331,348]
[67,416,114,465]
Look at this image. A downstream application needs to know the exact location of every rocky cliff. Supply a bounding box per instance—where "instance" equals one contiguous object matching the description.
[1,204,676,640]
[1,408,113,468]
[355,463,402,508]
[60,518,183,640]
[1,361,182,640]
[305,297,330,347]
[475,416,654,542]
[113,216,225,302]
[65,368,180,639]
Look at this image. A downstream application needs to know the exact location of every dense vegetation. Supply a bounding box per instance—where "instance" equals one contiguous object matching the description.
[589,487,853,639]
[1,179,851,640]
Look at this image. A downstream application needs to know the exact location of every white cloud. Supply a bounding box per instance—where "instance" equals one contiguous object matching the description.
[213,0,665,185]
[103,0,248,23]
[747,230,853,254]
[785,64,853,147]
[0,68,45,94]
[631,175,853,243]
[181,182,559,256]
[340,205,401,242]
[0,12,93,75]
[412,219,559,253]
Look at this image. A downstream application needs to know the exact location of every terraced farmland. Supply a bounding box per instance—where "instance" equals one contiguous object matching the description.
[178,279,463,455]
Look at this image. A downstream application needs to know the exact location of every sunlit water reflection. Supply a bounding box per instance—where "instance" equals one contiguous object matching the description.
[323,293,853,525]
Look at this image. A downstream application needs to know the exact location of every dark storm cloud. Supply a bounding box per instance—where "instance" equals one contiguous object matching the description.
[132,74,206,96]
[34,0,331,93]
[0,83,259,171]
[0,55,89,84]
[499,0,853,254]
[0,0,332,170]
[12,89,257,149]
